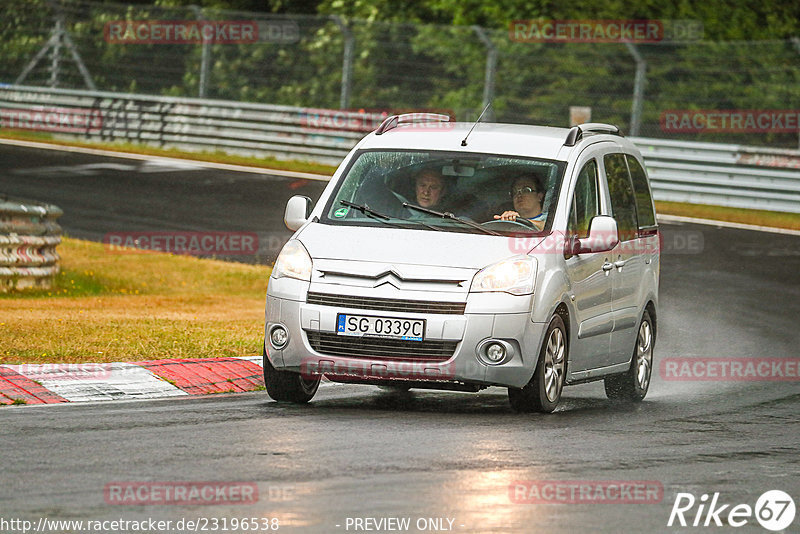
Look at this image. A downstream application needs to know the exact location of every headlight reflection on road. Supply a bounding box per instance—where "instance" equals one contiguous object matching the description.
[447,469,551,529]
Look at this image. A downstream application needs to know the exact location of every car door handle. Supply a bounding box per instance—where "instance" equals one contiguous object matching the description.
[614,259,627,268]
[602,262,614,272]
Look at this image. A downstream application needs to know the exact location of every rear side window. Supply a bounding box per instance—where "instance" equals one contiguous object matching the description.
[604,153,638,241]
[625,155,656,229]
[568,159,600,239]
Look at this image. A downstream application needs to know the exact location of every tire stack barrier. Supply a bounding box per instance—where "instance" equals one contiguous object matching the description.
[0,197,63,291]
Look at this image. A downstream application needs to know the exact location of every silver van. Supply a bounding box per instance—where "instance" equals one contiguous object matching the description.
[264,115,659,412]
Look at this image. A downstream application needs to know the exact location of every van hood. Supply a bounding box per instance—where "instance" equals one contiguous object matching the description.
[296,222,545,270]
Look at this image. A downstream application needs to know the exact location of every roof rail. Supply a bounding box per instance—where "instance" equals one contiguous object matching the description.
[375,113,452,135]
[564,122,622,146]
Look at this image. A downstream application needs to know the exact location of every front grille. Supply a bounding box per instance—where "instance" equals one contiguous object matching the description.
[307,332,457,361]
[306,292,465,315]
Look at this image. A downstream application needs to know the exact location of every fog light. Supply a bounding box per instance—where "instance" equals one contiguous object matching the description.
[485,343,506,363]
[270,326,288,349]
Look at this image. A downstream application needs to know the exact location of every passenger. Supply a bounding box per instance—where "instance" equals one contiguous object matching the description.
[414,169,446,209]
[494,174,546,229]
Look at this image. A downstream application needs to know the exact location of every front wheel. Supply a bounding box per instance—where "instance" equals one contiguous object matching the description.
[263,350,320,403]
[604,310,654,402]
[508,314,567,413]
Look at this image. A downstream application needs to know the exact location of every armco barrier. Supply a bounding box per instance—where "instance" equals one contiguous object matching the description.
[632,137,800,213]
[0,84,382,166]
[1,85,799,213]
[0,197,63,291]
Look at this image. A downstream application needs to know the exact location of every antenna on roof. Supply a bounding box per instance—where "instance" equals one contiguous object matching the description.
[461,102,492,147]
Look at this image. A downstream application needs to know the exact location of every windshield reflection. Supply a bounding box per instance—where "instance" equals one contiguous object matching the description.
[323,150,566,236]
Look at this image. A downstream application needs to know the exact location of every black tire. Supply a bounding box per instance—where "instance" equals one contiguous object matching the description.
[604,310,654,402]
[508,314,567,413]
[263,350,320,403]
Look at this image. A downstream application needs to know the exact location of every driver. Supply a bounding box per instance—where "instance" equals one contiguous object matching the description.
[414,169,446,209]
[493,173,546,230]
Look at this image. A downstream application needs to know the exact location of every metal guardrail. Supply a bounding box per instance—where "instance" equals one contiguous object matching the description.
[0,85,378,165]
[632,137,800,213]
[0,197,63,291]
[2,85,800,213]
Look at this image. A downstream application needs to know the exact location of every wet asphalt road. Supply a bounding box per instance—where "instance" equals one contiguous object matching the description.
[1,142,799,533]
[0,142,324,263]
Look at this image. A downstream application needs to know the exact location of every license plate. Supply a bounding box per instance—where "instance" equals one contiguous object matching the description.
[336,314,425,342]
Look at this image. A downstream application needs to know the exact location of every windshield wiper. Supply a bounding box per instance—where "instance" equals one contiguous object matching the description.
[340,200,393,220]
[402,202,502,236]
[339,200,442,231]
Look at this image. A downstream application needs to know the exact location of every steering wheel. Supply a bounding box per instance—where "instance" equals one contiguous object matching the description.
[481,217,540,230]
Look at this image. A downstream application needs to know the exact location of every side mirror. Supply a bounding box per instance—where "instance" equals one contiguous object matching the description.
[571,215,619,254]
[284,195,312,231]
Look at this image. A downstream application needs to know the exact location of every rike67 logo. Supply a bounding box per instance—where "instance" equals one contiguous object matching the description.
[668,490,796,531]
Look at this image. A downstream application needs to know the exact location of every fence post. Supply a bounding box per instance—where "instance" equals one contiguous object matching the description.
[625,42,646,137]
[16,0,95,90]
[330,15,354,109]
[472,26,497,121]
[792,38,800,149]
[49,12,64,87]
[190,5,211,98]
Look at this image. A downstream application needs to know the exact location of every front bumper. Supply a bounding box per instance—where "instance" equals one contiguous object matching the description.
[265,286,546,389]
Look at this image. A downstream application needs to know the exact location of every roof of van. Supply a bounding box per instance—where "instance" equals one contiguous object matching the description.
[355,122,634,160]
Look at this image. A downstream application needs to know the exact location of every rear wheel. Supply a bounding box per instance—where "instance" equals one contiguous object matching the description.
[263,350,320,403]
[508,314,567,413]
[604,310,654,401]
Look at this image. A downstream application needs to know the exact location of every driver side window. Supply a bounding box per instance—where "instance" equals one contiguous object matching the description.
[568,160,600,239]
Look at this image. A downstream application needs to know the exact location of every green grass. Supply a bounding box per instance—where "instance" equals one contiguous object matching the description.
[655,201,800,231]
[0,238,270,364]
[1,237,270,300]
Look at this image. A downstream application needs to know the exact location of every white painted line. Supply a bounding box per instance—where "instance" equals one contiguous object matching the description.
[7,362,187,402]
[239,355,264,366]
[0,137,332,181]
[658,214,800,236]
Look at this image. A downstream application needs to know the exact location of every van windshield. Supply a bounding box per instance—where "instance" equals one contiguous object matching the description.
[321,150,566,235]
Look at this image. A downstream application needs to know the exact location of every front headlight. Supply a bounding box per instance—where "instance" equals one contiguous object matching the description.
[272,239,312,281]
[469,255,536,295]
